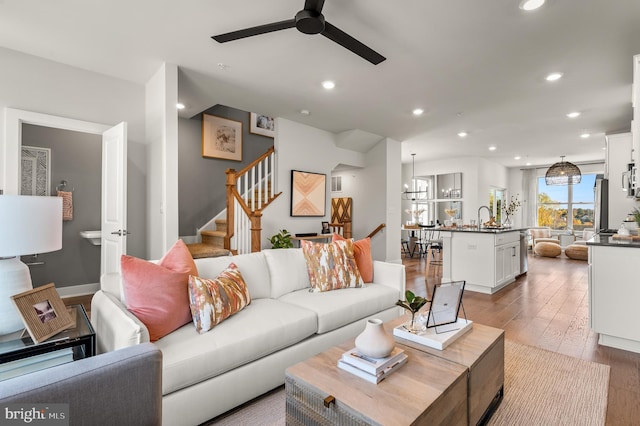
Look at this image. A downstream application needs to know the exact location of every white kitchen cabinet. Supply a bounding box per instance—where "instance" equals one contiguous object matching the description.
[588,239,640,353]
[445,230,520,294]
[606,132,636,226]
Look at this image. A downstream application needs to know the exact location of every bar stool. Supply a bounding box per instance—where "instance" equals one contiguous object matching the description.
[401,239,411,257]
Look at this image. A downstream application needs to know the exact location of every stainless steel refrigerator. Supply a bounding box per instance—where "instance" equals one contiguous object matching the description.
[594,174,609,233]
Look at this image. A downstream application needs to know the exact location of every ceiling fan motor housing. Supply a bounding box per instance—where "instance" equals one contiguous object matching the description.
[295,10,325,34]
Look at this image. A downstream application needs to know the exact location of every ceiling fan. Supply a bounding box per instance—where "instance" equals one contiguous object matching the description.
[212,0,386,65]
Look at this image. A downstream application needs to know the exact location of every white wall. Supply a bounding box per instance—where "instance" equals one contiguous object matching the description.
[332,138,402,263]
[145,63,179,259]
[265,118,399,261]
[0,47,147,258]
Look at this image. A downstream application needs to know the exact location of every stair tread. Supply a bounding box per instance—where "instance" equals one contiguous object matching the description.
[201,230,226,237]
[186,243,231,259]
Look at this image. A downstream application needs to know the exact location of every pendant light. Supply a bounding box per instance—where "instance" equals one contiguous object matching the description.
[545,156,581,185]
[402,154,428,200]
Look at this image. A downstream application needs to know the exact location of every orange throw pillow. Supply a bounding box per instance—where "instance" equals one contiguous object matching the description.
[332,233,373,283]
[121,239,198,341]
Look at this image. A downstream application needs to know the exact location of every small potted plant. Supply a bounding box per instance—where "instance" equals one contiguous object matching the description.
[268,229,293,249]
[396,290,428,332]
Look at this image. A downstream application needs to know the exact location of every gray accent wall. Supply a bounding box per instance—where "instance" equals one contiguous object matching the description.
[21,124,101,288]
[178,105,274,236]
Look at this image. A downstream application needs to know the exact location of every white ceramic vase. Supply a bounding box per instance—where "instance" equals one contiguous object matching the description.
[354,318,395,358]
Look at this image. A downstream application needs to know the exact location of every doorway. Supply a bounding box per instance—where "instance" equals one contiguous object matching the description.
[3,108,125,296]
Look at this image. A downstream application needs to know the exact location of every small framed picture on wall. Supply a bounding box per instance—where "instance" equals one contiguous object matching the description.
[249,113,275,138]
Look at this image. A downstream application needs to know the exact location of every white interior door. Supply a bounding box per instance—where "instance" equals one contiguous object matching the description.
[101,122,127,276]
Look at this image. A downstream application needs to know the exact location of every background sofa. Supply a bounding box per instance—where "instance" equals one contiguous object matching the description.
[0,343,162,426]
[91,247,405,425]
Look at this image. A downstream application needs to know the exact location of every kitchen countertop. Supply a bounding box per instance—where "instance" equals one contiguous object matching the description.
[587,234,640,248]
[439,227,527,234]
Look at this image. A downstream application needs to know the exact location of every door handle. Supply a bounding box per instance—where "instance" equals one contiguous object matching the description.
[111,230,131,236]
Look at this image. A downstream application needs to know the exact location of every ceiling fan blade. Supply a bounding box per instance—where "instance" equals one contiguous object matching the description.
[212,19,296,43]
[321,22,386,65]
[304,0,325,13]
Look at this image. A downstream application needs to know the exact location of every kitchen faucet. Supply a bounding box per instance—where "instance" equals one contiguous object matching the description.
[477,205,491,229]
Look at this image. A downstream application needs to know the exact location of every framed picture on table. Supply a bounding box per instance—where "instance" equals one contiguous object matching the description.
[426,281,466,329]
[11,283,74,343]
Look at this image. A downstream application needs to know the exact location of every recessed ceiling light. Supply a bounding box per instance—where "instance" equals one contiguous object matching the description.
[580,133,590,139]
[566,111,581,118]
[514,156,521,160]
[519,0,545,11]
[300,109,310,115]
[489,146,497,151]
[545,72,563,82]
[322,80,335,90]
[457,131,468,138]
[526,162,532,166]
[412,108,424,116]
[176,103,185,110]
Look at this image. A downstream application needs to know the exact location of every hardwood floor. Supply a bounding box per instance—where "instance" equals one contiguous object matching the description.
[404,250,640,426]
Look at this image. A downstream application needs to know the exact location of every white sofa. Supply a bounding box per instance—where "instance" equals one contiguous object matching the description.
[91,248,405,426]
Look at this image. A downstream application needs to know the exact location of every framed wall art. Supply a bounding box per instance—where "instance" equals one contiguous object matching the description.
[249,112,275,138]
[202,113,242,161]
[291,170,326,217]
[11,283,74,343]
[21,146,51,196]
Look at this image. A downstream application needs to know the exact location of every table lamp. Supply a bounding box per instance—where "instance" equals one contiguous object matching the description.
[0,195,62,335]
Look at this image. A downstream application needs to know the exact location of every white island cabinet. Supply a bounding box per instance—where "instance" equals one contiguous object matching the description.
[441,229,521,294]
[588,236,640,353]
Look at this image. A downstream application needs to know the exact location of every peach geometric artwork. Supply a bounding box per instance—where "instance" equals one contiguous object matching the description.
[291,170,326,216]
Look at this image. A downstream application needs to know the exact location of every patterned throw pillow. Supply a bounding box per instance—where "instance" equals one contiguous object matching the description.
[331,233,374,283]
[301,239,363,292]
[188,263,251,334]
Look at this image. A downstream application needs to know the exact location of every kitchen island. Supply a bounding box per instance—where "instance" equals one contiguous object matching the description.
[587,235,640,353]
[440,228,525,294]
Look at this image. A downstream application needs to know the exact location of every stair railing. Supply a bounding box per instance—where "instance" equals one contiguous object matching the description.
[225,147,281,254]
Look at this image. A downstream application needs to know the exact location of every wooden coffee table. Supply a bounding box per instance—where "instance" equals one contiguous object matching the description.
[286,340,468,425]
[390,318,505,425]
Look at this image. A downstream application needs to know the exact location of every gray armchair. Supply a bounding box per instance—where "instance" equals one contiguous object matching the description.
[0,343,162,426]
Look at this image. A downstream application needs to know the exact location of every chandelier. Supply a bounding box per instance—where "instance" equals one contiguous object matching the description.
[545,156,581,185]
[402,154,429,200]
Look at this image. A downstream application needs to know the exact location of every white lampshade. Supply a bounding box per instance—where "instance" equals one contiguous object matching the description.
[0,195,63,335]
[0,195,63,256]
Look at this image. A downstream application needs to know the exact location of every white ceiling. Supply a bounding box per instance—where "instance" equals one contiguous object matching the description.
[2,0,639,167]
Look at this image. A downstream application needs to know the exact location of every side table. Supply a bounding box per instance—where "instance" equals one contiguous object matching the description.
[0,304,95,380]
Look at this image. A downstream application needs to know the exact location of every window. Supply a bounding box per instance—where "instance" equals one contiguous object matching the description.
[537,174,596,231]
[331,176,342,192]
[489,188,505,224]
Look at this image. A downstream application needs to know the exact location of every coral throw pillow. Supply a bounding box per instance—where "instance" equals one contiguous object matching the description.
[121,239,198,341]
[301,239,363,292]
[332,233,374,283]
[188,263,251,333]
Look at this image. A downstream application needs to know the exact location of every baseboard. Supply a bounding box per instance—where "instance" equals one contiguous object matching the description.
[57,283,100,298]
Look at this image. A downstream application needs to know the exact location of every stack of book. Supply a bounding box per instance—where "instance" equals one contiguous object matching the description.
[337,347,408,384]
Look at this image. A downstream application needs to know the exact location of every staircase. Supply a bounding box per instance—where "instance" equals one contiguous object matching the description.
[187,219,230,259]
[188,147,281,257]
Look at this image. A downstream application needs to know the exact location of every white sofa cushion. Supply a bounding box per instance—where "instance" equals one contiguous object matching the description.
[278,284,398,334]
[194,253,271,299]
[155,298,318,395]
[263,248,310,298]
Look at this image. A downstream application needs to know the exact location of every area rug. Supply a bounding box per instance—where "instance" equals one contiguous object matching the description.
[208,340,610,425]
